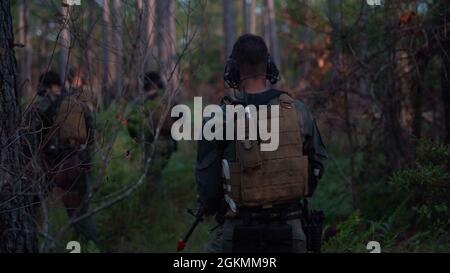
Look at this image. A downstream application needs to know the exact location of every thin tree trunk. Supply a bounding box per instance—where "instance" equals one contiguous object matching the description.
[411,61,428,139]
[18,0,32,98]
[0,0,38,253]
[358,3,369,98]
[143,0,156,71]
[85,0,97,105]
[102,0,112,105]
[250,0,256,34]
[60,3,71,81]
[382,3,405,171]
[243,0,257,34]
[441,5,450,145]
[243,0,249,33]
[135,0,156,92]
[326,0,342,82]
[223,0,237,56]
[157,0,178,93]
[112,0,122,98]
[264,0,281,69]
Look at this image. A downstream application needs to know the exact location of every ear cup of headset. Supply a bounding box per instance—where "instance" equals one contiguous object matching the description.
[224,53,280,89]
[224,57,240,89]
[266,54,280,84]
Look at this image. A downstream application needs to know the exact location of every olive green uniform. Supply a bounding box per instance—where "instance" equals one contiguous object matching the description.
[195,89,327,253]
[27,90,100,248]
[127,92,176,198]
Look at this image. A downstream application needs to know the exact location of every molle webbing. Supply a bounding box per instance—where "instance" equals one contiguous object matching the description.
[227,93,309,207]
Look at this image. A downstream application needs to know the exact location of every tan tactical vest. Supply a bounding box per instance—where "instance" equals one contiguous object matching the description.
[225,93,309,207]
[55,95,88,146]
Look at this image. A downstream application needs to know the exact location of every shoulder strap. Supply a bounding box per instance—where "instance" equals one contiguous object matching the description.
[221,95,241,106]
[278,92,295,105]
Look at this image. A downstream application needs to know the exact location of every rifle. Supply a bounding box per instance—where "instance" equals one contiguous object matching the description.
[177,206,204,252]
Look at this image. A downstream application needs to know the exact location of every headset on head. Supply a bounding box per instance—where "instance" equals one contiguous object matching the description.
[223,52,280,90]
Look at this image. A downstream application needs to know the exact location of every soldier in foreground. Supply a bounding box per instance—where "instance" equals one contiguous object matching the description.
[195,34,328,252]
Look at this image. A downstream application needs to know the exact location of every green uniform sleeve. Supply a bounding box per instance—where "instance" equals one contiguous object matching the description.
[126,104,141,141]
[195,115,226,215]
[294,100,328,196]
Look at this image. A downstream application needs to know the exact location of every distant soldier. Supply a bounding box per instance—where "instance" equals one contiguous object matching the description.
[27,70,100,248]
[127,72,177,198]
[27,71,64,156]
[67,67,98,112]
[196,34,328,253]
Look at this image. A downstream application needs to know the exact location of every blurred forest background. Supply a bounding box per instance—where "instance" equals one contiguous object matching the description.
[1,0,449,252]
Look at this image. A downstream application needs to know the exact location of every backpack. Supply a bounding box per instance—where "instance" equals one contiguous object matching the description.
[54,94,88,147]
[224,93,309,208]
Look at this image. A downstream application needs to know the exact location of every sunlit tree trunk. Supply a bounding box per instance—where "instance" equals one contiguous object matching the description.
[223,0,236,56]
[18,0,32,98]
[0,0,38,253]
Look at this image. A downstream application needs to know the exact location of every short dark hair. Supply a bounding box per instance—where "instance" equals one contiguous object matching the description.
[144,71,164,91]
[38,71,61,94]
[231,34,269,76]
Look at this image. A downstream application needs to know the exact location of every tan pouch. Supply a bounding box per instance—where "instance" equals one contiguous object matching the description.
[236,140,262,170]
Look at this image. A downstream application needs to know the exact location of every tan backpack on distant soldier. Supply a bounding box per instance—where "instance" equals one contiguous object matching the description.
[225,93,309,207]
[54,94,88,146]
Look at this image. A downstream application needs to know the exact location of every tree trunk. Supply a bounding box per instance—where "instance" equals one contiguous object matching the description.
[0,0,38,253]
[136,0,154,94]
[136,0,156,84]
[18,0,32,98]
[101,0,122,104]
[140,0,156,71]
[250,0,256,34]
[223,0,237,56]
[60,3,71,80]
[243,0,250,33]
[85,0,97,102]
[243,0,256,34]
[112,0,122,98]
[382,3,405,171]
[264,0,281,69]
[441,5,450,145]
[326,0,342,81]
[102,0,112,105]
[358,3,369,98]
[157,0,178,93]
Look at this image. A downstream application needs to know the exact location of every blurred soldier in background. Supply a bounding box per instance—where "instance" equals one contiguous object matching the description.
[127,71,177,199]
[27,70,101,249]
[67,67,98,112]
